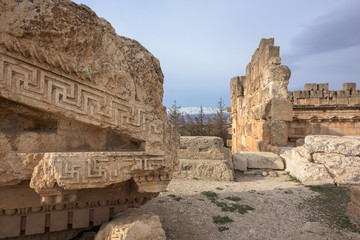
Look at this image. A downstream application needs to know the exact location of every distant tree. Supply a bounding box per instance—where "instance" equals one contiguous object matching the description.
[213,97,228,144]
[168,101,182,132]
[195,105,206,136]
[205,114,214,136]
[184,113,196,136]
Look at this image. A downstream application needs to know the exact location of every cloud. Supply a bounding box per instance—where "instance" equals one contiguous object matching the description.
[288,0,360,58]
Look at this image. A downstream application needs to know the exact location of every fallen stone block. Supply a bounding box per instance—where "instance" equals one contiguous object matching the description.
[282,135,360,186]
[95,210,166,240]
[232,152,284,171]
[179,136,231,160]
[174,159,234,181]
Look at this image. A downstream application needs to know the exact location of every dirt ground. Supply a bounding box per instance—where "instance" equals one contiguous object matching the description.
[138,171,360,240]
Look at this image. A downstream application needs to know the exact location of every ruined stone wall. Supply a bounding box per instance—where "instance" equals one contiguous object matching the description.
[288,83,360,144]
[230,38,292,153]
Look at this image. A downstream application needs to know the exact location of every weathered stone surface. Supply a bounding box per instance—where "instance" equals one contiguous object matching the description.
[179,136,231,160]
[230,38,293,153]
[289,83,360,145]
[95,210,166,240]
[282,135,360,186]
[232,153,248,171]
[233,152,284,171]
[348,186,360,226]
[174,159,234,181]
[0,0,178,238]
[176,136,234,181]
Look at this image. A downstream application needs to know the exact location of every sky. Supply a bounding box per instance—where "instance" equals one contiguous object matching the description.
[73,0,360,108]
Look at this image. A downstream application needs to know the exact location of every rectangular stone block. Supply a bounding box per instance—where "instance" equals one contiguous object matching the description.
[292,91,303,98]
[93,207,110,226]
[270,99,293,121]
[304,83,318,91]
[50,211,68,232]
[343,82,356,91]
[310,90,323,98]
[72,209,90,229]
[0,215,21,238]
[25,213,45,235]
[318,83,329,92]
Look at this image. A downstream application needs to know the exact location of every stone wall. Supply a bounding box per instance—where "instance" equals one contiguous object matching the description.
[229,38,360,153]
[288,83,360,145]
[230,38,292,153]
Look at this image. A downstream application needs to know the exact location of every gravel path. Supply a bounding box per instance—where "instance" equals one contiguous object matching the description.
[139,172,360,240]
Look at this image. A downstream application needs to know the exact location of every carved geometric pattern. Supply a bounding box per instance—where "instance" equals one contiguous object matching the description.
[0,52,161,136]
[46,152,165,186]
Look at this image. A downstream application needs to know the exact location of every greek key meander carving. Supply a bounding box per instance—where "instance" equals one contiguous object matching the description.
[0,53,161,135]
[44,152,165,186]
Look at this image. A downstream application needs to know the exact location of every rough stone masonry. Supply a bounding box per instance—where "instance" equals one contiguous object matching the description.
[0,0,178,238]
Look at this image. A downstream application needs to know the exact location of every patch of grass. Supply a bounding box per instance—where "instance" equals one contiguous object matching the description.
[201,191,218,202]
[249,190,256,193]
[218,226,229,232]
[216,187,224,191]
[284,190,293,194]
[225,196,241,202]
[198,198,205,201]
[301,185,360,233]
[256,192,265,195]
[285,172,302,184]
[212,215,233,224]
[221,203,255,214]
[193,177,199,180]
[162,190,168,192]
[215,201,228,208]
[167,194,182,201]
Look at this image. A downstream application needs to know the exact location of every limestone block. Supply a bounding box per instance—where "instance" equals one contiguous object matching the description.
[343,82,357,91]
[0,0,179,238]
[318,83,329,92]
[232,152,284,170]
[263,121,288,146]
[282,148,334,186]
[232,153,248,171]
[174,159,234,181]
[305,135,360,155]
[95,211,166,240]
[313,153,360,186]
[283,135,360,186]
[304,83,318,91]
[179,136,231,160]
[269,99,293,121]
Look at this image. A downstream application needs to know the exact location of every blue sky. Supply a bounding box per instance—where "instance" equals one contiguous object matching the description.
[73,0,360,108]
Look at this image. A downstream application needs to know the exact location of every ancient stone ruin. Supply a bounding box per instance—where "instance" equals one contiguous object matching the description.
[229,38,360,153]
[229,38,293,153]
[289,82,360,145]
[175,136,234,181]
[0,0,178,238]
